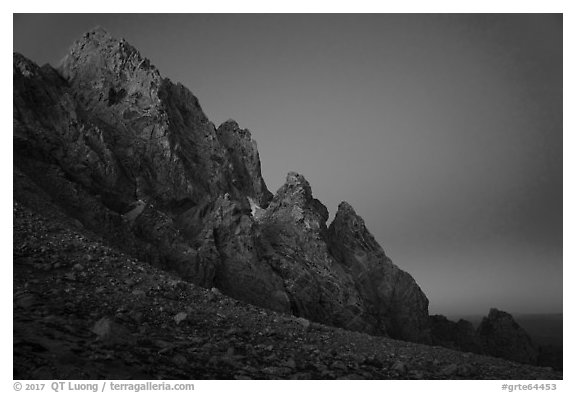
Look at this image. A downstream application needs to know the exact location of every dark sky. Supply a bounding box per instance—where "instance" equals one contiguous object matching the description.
[13,14,563,316]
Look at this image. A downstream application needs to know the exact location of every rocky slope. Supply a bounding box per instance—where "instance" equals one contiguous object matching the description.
[13,201,561,379]
[13,27,559,378]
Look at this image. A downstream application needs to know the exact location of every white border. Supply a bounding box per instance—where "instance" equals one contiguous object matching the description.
[4,2,572,390]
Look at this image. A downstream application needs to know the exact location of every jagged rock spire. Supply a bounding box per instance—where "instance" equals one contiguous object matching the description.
[216,120,273,206]
[265,172,329,228]
[328,200,430,342]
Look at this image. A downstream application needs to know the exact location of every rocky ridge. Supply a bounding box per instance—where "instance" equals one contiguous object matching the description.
[328,201,430,342]
[13,27,560,378]
[428,309,553,369]
[13,27,429,342]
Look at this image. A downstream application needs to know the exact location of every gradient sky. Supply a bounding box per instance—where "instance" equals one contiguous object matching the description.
[13,14,563,316]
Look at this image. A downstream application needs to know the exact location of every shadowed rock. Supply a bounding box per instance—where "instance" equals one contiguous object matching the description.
[477,308,539,365]
[258,172,372,332]
[328,201,430,342]
[430,315,483,353]
[216,120,273,206]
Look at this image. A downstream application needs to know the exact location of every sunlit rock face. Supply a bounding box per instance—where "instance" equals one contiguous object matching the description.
[14,27,272,286]
[58,27,270,210]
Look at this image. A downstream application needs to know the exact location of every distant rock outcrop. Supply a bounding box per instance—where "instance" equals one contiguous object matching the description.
[429,315,483,353]
[430,310,542,366]
[477,308,539,365]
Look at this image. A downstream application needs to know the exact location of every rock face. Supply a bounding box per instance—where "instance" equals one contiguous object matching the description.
[216,120,273,206]
[191,195,291,313]
[258,173,373,333]
[477,309,539,365]
[56,27,269,210]
[328,202,430,342]
[14,28,271,285]
[14,27,435,345]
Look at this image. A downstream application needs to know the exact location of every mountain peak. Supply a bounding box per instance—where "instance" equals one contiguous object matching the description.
[60,27,157,83]
[332,200,370,236]
[217,119,253,140]
[69,26,124,59]
[13,52,40,78]
[264,171,329,225]
[285,171,310,188]
[336,201,357,216]
[83,25,114,41]
[278,172,318,211]
[219,119,240,128]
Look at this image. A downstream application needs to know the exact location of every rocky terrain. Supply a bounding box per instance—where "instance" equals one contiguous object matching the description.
[13,201,561,379]
[13,27,562,379]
